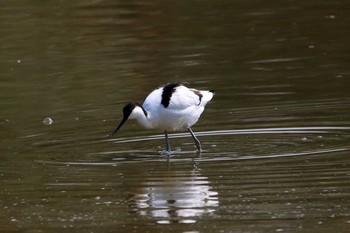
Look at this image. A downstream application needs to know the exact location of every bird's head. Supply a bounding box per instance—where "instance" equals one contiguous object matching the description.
[110,102,136,136]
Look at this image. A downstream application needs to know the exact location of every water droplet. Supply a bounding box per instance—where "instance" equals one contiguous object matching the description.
[43,117,53,125]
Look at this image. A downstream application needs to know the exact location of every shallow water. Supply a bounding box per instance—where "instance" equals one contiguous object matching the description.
[1,0,350,232]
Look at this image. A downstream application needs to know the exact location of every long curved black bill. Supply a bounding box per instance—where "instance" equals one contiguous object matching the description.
[110,117,127,137]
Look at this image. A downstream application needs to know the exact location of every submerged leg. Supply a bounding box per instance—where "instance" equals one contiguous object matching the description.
[164,130,171,154]
[188,127,202,152]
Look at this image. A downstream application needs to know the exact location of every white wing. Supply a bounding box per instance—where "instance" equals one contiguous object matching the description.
[141,84,214,131]
[166,85,201,110]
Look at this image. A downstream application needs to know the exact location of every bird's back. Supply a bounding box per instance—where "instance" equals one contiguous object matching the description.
[142,83,214,131]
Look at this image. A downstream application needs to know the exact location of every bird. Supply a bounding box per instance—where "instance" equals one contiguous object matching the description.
[110,82,215,155]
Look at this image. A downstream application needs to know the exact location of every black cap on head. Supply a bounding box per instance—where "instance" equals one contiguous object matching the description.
[122,102,136,118]
[110,102,136,136]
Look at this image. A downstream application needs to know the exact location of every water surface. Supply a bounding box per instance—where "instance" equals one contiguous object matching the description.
[1,0,350,232]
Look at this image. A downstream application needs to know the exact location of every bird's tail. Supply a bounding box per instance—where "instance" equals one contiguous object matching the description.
[199,90,215,106]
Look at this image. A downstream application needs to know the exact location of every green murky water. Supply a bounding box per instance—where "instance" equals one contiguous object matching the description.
[1,0,350,232]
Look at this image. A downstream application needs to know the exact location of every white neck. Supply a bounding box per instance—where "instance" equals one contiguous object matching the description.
[130,106,152,129]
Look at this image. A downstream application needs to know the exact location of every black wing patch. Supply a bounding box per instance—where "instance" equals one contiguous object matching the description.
[161,83,181,108]
[192,90,203,106]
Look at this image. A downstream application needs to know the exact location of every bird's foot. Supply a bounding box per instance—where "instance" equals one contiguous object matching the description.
[161,149,172,157]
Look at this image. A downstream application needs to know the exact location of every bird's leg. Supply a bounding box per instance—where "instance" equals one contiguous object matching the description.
[188,127,202,152]
[164,130,171,154]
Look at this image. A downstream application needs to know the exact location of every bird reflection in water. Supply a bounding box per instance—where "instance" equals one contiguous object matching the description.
[127,164,219,224]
